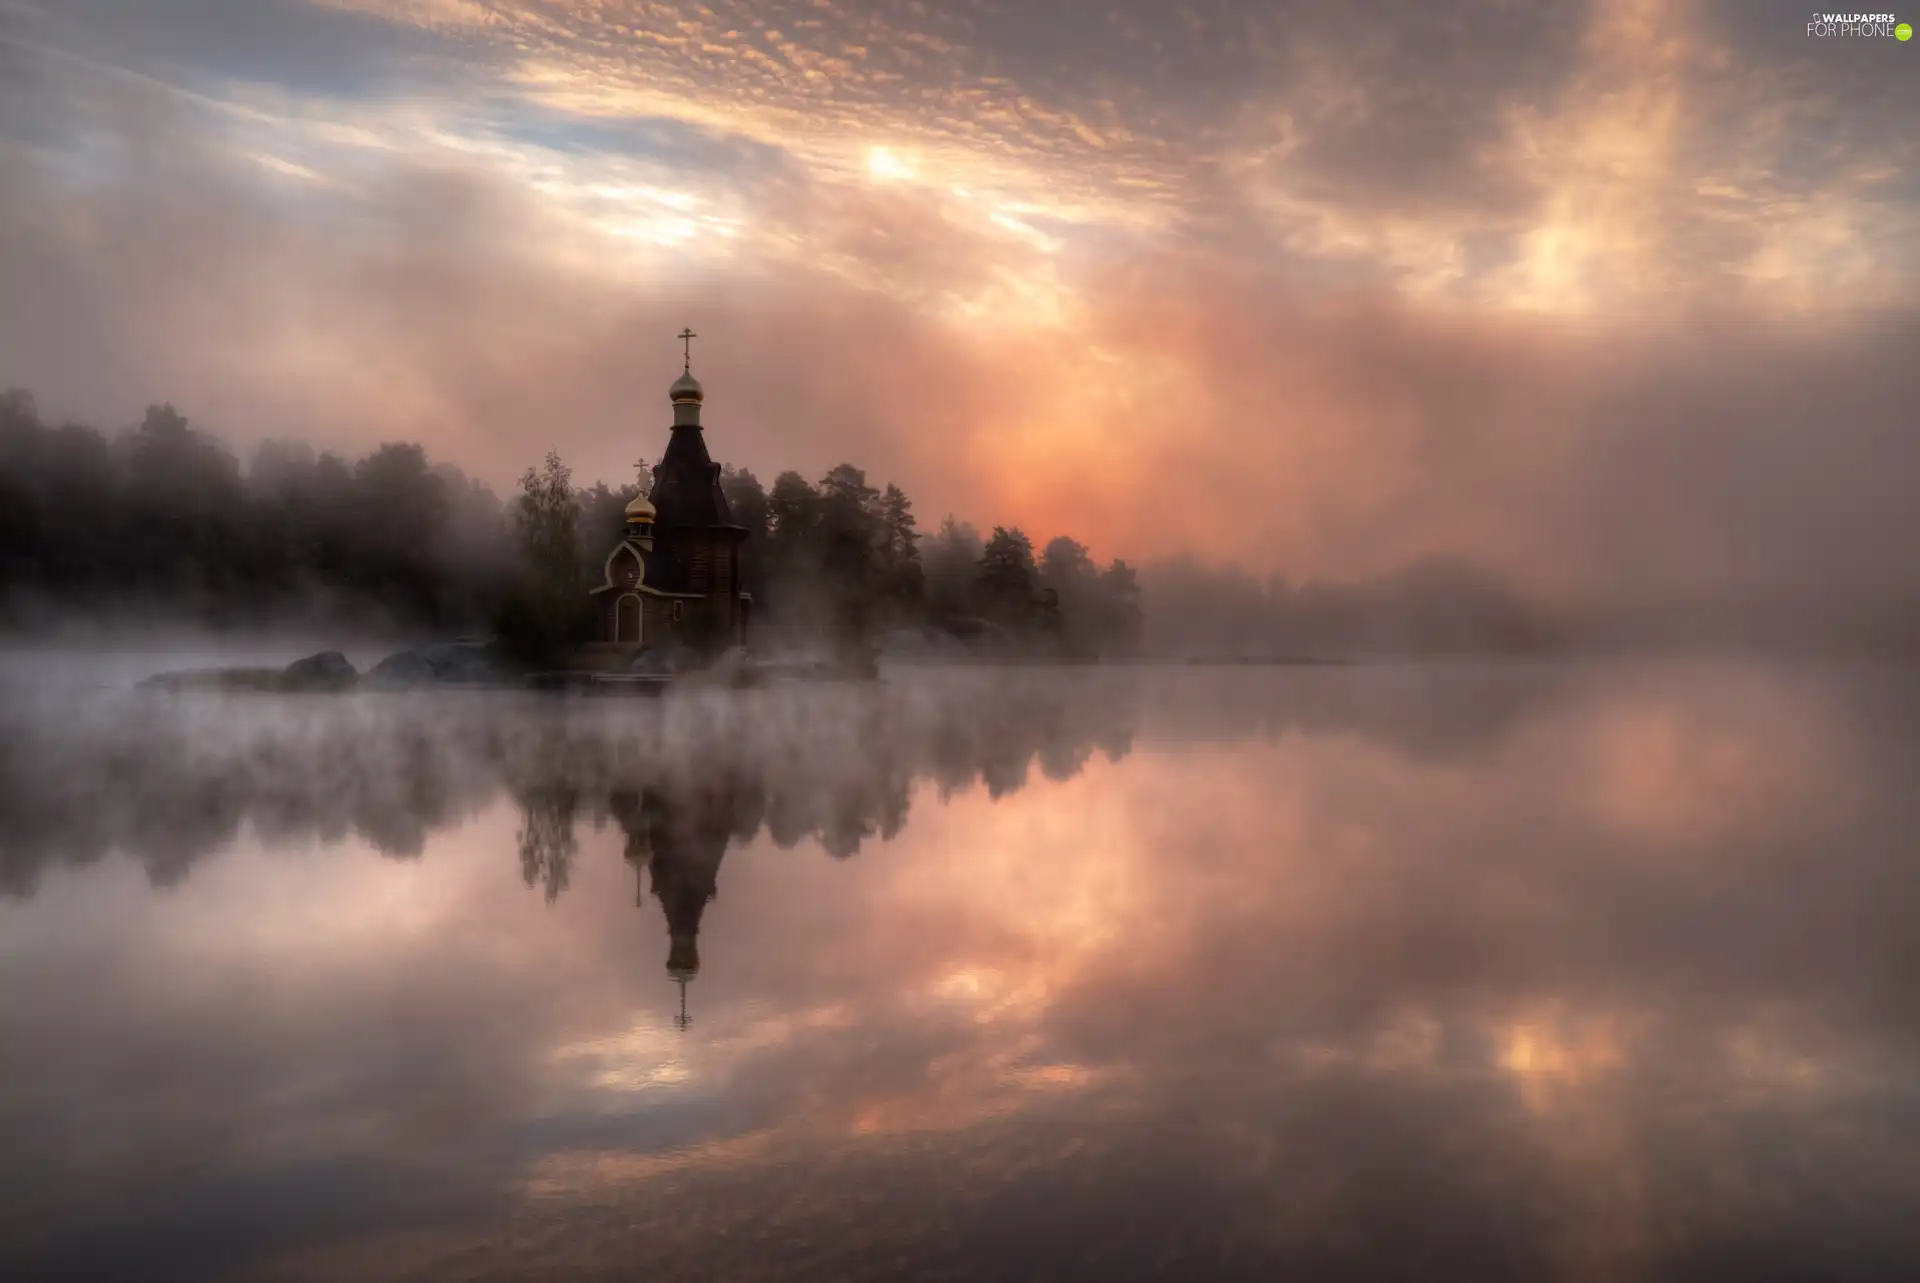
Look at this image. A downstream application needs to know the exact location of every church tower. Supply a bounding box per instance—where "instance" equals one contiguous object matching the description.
[588,330,752,657]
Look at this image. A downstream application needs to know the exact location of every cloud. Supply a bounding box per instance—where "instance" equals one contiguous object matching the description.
[7,0,463,96]
[0,0,1916,611]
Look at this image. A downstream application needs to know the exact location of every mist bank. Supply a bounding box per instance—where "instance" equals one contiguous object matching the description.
[1143,558,1920,660]
[1,389,1144,662]
[0,390,509,636]
[4,387,1911,661]
[0,669,1144,898]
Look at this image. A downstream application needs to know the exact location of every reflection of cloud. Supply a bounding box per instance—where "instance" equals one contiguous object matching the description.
[1574,686,1843,848]
[5,666,1920,1278]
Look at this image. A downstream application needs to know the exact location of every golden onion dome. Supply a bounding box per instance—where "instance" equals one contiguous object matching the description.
[624,494,657,522]
[668,371,704,404]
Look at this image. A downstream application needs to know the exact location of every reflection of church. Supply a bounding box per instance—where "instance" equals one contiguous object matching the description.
[475,670,1141,1031]
[611,784,745,1030]
[588,331,751,657]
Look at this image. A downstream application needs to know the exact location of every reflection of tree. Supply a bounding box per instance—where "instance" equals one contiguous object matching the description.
[0,698,492,896]
[0,661,1552,906]
[0,663,1577,902]
[514,783,578,904]
[0,673,1148,898]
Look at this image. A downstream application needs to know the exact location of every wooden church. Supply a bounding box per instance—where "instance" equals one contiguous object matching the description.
[588,332,751,658]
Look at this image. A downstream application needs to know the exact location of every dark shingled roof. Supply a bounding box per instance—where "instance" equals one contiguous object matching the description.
[649,424,734,528]
[641,421,744,595]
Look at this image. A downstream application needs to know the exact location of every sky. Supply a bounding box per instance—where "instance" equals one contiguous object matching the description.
[0,0,1916,607]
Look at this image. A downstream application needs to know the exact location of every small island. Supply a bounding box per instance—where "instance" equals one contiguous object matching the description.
[137,331,1147,696]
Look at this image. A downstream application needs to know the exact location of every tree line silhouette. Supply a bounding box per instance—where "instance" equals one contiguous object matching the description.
[0,390,1145,656]
[565,459,1145,660]
[0,392,507,630]
[0,388,1568,658]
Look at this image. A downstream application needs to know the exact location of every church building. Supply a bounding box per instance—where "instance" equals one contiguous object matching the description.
[589,332,751,656]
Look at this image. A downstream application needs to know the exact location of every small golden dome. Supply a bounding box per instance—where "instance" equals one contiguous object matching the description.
[625,494,657,521]
[668,371,704,404]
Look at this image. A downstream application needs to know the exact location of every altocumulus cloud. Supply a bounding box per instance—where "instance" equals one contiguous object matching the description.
[0,0,1915,615]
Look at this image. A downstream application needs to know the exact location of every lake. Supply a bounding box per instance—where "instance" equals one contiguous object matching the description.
[2,662,1918,1281]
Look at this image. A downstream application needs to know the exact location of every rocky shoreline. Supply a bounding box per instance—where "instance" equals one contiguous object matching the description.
[130,613,1173,695]
[136,639,884,694]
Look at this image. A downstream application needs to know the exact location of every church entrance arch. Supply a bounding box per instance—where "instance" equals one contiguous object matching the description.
[616,594,643,644]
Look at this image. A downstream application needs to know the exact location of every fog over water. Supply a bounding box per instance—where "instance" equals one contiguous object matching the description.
[5,1,1917,1273]
[2,662,1918,1281]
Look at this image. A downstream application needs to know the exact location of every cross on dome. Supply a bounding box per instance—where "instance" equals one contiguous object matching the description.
[668,328,705,412]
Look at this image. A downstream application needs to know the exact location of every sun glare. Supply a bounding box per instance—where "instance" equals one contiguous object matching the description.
[866,145,914,181]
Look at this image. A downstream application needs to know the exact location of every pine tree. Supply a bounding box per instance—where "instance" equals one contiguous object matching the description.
[977,526,1037,623]
[878,484,924,617]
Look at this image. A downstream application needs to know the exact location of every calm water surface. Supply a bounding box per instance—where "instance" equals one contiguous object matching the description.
[2,663,1918,1281]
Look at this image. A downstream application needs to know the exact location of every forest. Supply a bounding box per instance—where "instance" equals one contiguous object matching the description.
[0,390,1568,660]
[0,391,1145,659]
